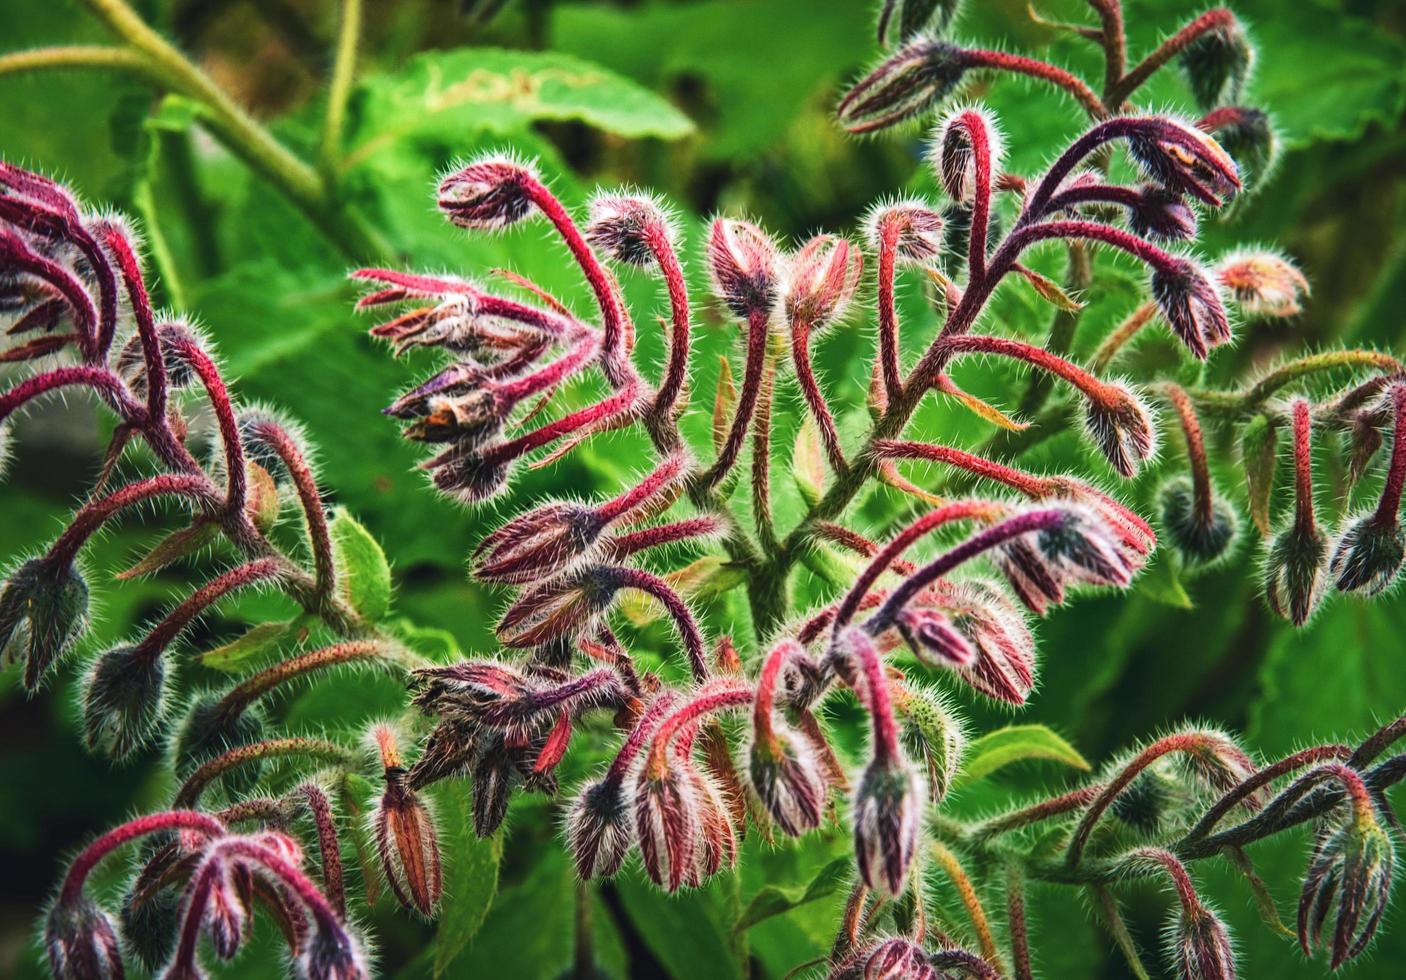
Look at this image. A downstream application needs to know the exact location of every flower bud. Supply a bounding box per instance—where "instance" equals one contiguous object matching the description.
[496,568,618,648]
[1179,16,1254,110]
[934,581,1036,705]
[1128,186,1198,242]
[424,441,510,503]
[878,0,961,45]
[567,776,634,879]
[893,683,964,805]
[173,692,266,795]
[785,234,864,328]
[749,726,827,836]
[44,896,123,980]
[81,643,168,761]
[932,107,1004,205]
[121,880,182,971]
[894,606,976,667]
[1330,513,1405,596]
[437,155,539,231]
[298,922,370,980]
[1150,259,1232,360]
[0,557,90,692]
[634,767,702,892]
[707,218,781,318]
[1180,728,1259,800]
[1084,383,1157,478]
[862,937,937,980]
[473,502,607,585]
[940,202,1002,261]
[1158,476,1239,565]
[585,193,675,267]
[1299,803,1394,969]
[1171,903,1237,980]
[864,200,946,266]
[470,733,518,837]
[1201,107,1277,190]
[1265,521,1331,626]
[1110,769,1179,833]
[687,766,738,885]
[201,860,249,960]
[1215,250,1308,318]
[115,319,202,393]
[1126,118,1240,207]
[373,765,444,917]
[852,754,924,896]
[836,38,970,134]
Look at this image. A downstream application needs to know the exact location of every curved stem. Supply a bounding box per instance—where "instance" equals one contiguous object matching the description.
[164,336,247,515]
[949,110,994,280]
[59,810,225,905]
[1107,7,1236,107]
[646,222,691,418]
[100,225,167,415]
[790,318,847,475]
[931,841,1001,967]
[1180,744,1351,846]
[645,684,753,777]
[607,517,722,558]
[46,474,212,569]
[1162,383,1214,523]
[249,420,336,602]
[1090,301,1157,371]
[217,640,403,718]
[598,453,684,522]
[605,692,679,784]
[0,44,158,84]
[135,558,284,666]
[965,49,1106,118]
[1088,0,1127,97]
[973,784,1104,839]
[753,639,802,752]
[836,628,899,763]
[299,783,346,918]
[938,333,1122,406]
[876,224,904,402]
[874,441,1049,497]
[1372,384,1406,527]
[174,737,355,808]
[1127,847,1200,914]
[608,566,708,682]
[704,307,771,488]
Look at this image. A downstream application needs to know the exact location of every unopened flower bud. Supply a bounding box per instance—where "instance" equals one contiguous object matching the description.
[470,733,517,837]
[45,896,123,980]
[424,442,510,503]
[1299,800,1394,969]
[201,860,249,960]
[1179,15,1254,110]
[374,765,444,917]
[786,234,864,328]
[1201,107,1277,190]
[1128,186,1198,242]
[1265,521,1331,626]
[298,922,370,980]
[1084,383,1157,478]
[1171,903,1237,980]
[121,880,182,972]
[1330,513,1404,596]
[749,726,827,837]
[0,556,90,693]
[852,754,924,896]
[496,568,618,648]
[933,107,1004,205]
[862,937,937,980]
[894,606,976,667]
[473,502,607,585]
[1215,251,1308,318]
[878,0,961,46]
[437,155,539,231]
[585,193,675,267]
[836,38,970,134]
[1180,728,1258,800]
[936,581,1037,705]
[1159,476,1239,565]
[81,643,168,761]
[687,766,738,885]
[634,767,702,892]
[1110,769,1179,833]
[707,218,781,317]
[1150,259,1232,360]
[567,776,634,879]
[864,200,946,266]
[893,683,964,805]
[1127,117,1240,207]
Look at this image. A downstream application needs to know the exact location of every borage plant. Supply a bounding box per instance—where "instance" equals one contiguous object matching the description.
[2,0,1405,979]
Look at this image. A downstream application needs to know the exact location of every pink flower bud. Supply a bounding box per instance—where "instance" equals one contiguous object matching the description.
[567,776,634,879]
[437,155,539,231]
[932,106,1004,205]
[44,896,123,980]
[1083,382,1158,477]
[893,606,976,667]
[1171,903,1237,980]
[932,581,1036,705]
[1215,250,1309,318]
[864,200,946,266]
[373,766,443,917]
[785,235,864,329]
[852,754,924,896]
[707,218,781,317]
[496,567,617,648]
[1126,117,1240,207]
[687,765,738,885]
[634,767,702,892]
[862,937,938,980]
[473,502,606,585]
[1330,512,1405,596]
[585,193,676,267]
[749,726,827,837]
[837,38,970,133]
[1128,186,1198,242]
[1299,800,1394,969]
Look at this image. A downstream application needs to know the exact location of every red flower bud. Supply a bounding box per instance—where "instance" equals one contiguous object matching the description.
[749,726,827,837]
[44,896,123,980]
[566,776,634,880]
[199,859,249,960]
[852,753,924,896]
[299,922,370,980]
[495,567,618,648]
[1083,383,1158,477]
[473,502,606,585]
[585,193,676,267]
[837,38,970,134]
[1215,250,1308,318]
[373,765,443,918]
[931,581,1036,705]
[437,154,539,231]
[893,605,976,667]
[1126,117,1240,207]
[862,937,939,980]
[707,218,781,318]
[864,200,946,266]
[785,234,864,329]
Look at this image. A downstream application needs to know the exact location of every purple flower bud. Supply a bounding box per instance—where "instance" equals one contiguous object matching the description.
[932,106,1003,205]
[1036,504,1138,588]
[0,556,89,693]
[567,776,634,879]
[864,200,946,266]
[390,370,506,447]
[470,732,519,837]
[1128,186,1198,242]
[1265,521,1331,626]
[1083,383,1158,478]
[496,568,618,648]
[1330,513,1405,595]
[1159,476,1239,565]
[852,754,924,896]
[1171,903,1237,980]
[298,922,370,980]
[1179,15,1254,111]
[81,643,168,761]
[374,766,443,917]
[687,765,738,885]
[933,581,1036,705]
[992,537,1065,615]
[894,605,976,666]
[749,726,827,837]
[423,441,510,503]
[200,860,249,960]
[45,896,123,980]
[585,193,675,267]
[473,502,606,585]
[707,218,781,318]
[837,38,970,134]
[862,937,938,980]
[785,234,864,329]
[437,155,539,231]
[1126,118,1240,207]
[634,767,702,892]
[1215,251,1309,319]
[1299,802,1394,969]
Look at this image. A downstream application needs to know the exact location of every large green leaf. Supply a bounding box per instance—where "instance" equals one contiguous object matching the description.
[615,871,743,980]
[433,786,504,977]
[329,507,393,622]
[734,856,850,934]
[955,724,1090,788]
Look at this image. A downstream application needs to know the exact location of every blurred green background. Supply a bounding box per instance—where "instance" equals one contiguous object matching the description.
[2,0,1406,976]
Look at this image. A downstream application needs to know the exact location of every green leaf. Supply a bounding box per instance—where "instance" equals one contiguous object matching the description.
[346,48,694,171]
[616,872,742,980]
[793,416,826,508]
[955,724,1090,788]
[1137,552,1194,609]
[198,620,300,672]
[433,785,503,977]
[734,856,850,934]
[1240,414,1278,536]
[330,507,392,622]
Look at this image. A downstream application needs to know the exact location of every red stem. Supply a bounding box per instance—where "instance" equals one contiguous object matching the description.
[1372,384,1406,528]
[874,440,1050,497]
[1129,847,1201,914]
[791,318,847,474]
[1291,399,1316,533]
[0,234,97,355]
[607,517,723,558]
[46,474,212,569]
[0,365,141,424]
[1108,8,1237,106]
[836,627,899,762]
[1088,0,1127,97]
[481,380,640,467]
[938,334,1120,405]
[210,836,345,931]
[101,226,168,420]
[951,110,994,280]
[1182,744,1352,844]
[59,810,226,905]
[218,640,395,717]
[605,692,679,783]
[704,307,771,488]
[164,336,247,516]
[646,684,753,777]
[249,420,335,601]
[1163,384,1214,523]
[753,639,803,752]
[965,49,1106,118]
[598,453,685,522]
[608,566,708,682]
[876,224,903,402]
[299,783,346,918]
[646,222,691,416]
[135,558,284,666]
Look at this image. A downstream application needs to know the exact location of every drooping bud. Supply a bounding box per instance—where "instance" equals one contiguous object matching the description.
[932,106,1004,205]
[44,895,124,980]
[585,193,675,267]
[894,606,976,667]
[864,200,946,266]
[836,38,970,134]
[707,218,781,317]
[686,765,738,885]
[1265,521,1331,626]
[878,0,961,46]
[373,765,444,918]
[1171,903,1237,980]
[473,502,606,585]
[437,155,539,231]
[785,234,864,329]
[1330,513,1405,596]
[1083,383,1158,477]
[1126,117,1240,207]
[1298,799,1395,969]
[634,766,702,892]
[1179,728,1259,801]
[1150,259,1232,359]
[852,753,924,896]
[201,860,249,960]
[566,776,634,879]
[1110,769,1179,833]
[120,879,182,972]
[1159,476,1239,565]
[893,683,964,805]
[298,922,370,980]
[1215,251,1308,318]
[861,937,938,980]
[470,733,517,837]
[749,725,827,837]
[1200,107,1277,191]
[172,693,267,795]
[0,556,90,692]
[936,581,1037,705]
[81,643,168,761]
[496,567,618,648]
[1179,15,1254,110]
[1128,186,1198,242]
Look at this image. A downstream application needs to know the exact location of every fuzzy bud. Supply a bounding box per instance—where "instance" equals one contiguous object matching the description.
[786,234,864,328]
[0,557,89,693]
[1330,513,1405,596]
[749,726,827,837]
[1127,118,1240,207]
[585,194,674,267]
[45,896,124,980]
[707,218,781,318]
[836,38,970,134]
[120,881,182,972]
[1159,476,1239,565]
[1265,522,1331,626]
[201,860,249,960]
[470,733,518,837]
[374,766,444,917]
[1150,259,1232,360]
[1084,383,1157,478]
[865,200,946,266]
[437,155,538,231]
[862,937,938,980]
[567,776,634,879]
[878,0,961,45]
[1299,802,1394,969]
[298,923,370,980]
[894,684,964,805]
[81,643,168,761]
[473,502,607,585]
[936,581,1037,705]
[1128,186,1198,242]
[1215,251,1308,318]
[852,754,924,896]
[634,767,702,892]
[1179,16,1254,110]
[933,107,1003,205]
[496,569,620,648]
[894,606,976,667]
[1171,903,1237,980]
